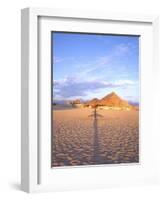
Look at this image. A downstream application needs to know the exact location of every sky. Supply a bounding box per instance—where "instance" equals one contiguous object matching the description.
[52,32,139,103]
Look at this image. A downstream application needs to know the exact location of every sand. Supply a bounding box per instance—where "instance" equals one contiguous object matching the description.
[52,108,139,167]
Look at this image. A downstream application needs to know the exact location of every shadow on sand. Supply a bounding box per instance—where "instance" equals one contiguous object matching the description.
[89,108,103,164]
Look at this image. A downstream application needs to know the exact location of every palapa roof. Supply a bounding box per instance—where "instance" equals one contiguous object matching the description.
[86,92,133,108]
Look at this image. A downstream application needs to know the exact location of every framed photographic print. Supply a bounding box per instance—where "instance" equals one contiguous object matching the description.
[21,8,159,193]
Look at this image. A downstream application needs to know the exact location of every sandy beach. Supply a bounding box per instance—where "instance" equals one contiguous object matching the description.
[52,108,139,167]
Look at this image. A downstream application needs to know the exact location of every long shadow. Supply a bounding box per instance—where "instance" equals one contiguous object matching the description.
[89,108,103,164]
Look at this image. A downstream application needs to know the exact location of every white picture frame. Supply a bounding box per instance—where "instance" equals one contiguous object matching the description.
[21,7,159,193]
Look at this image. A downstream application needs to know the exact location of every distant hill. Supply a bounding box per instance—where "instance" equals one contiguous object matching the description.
[53,99,67,105]
[128,101,139,106]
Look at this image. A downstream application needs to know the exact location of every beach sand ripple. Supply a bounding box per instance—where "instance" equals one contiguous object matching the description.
[52,108,139,167]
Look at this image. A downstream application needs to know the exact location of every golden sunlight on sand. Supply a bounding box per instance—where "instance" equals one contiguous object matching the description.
[52,108,139,167]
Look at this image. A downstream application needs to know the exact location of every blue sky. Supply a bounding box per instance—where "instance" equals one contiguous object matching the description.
[52,32,139,103]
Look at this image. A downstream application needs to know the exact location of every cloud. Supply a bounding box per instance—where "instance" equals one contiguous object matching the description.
[73,43,131,79]
[72,56,112,81]
[53,56,75,63]
[113,43,130,56]
[114,79,136,85]
[53,42,137,99]
[53,43,133,85]
[53,76,136,99]
[53,56,63,63]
